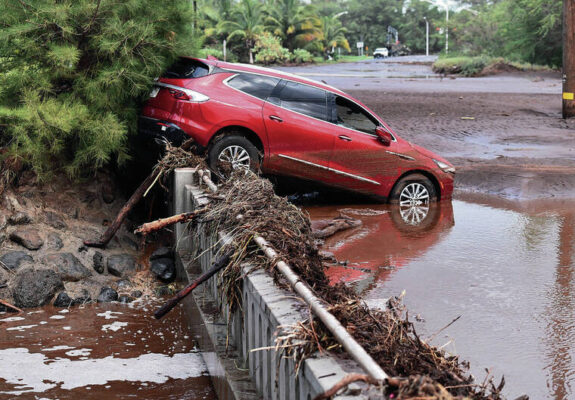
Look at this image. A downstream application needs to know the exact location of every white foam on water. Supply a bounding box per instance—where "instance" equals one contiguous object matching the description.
[49,315,65,320]
[6,325,37,332]
[62,327,71,331]
[96,311,123,320]
[65,349,92,357]
[0,348,207,395]
[101,321,128,332]
[59,310,70,314]
[0,316,25,322]
[43,346,75,352]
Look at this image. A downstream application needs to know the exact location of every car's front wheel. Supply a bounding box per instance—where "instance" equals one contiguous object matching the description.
[390,174,437,206]
[208,135,260,178]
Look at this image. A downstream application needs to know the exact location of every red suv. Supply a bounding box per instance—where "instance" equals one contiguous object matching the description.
[140,57,455,204]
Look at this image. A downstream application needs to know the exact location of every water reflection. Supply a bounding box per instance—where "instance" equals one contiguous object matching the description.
[306,198,575,400]
[307,202,454,290]
[545,214,575,400]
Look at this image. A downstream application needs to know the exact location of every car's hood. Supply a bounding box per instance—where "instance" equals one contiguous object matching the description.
[409,142,452,166]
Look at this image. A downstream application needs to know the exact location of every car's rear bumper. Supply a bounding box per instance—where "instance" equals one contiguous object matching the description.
[138,116,191,148]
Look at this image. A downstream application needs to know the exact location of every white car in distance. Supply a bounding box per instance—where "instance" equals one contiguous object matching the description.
[373,47,389,58]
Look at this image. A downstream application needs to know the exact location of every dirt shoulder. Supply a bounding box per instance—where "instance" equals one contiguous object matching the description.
[351,89,575,201]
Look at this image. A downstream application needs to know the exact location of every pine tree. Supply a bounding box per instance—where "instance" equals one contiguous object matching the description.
[0,0,200,180]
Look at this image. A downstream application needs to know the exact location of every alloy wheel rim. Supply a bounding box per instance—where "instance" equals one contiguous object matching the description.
[218,145,251,170]
[399,183,430,207]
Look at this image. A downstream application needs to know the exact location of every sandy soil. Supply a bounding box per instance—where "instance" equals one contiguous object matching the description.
[351,89,575,201]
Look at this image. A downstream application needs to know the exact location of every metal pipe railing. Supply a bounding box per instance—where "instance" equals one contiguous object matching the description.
[195,169,388,381]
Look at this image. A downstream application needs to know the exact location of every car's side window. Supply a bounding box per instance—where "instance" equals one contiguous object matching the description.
[227,73,280,100]
[334,96,379,134]
[275,81,328,121]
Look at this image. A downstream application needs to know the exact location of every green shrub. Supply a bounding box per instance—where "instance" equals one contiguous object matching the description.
[254,32,290,65]
[432,56,489,77]
[0,0,199,180]
[291,49,313,64]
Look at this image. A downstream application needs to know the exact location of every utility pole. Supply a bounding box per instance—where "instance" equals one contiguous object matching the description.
[563,0,575,118]
[445,1,449,54]
[424,17,429,56]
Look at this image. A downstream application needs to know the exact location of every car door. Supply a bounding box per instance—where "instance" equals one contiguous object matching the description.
[262,80,335,182]
[326,94,402,196]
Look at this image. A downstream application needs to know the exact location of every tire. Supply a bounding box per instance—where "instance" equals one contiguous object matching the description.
[389,174,437,206]
[208,135,260,178]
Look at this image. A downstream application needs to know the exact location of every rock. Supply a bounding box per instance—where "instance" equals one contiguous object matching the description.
[42,253,92,282]
[121,235,139,250]
[0,251,33,271]
[155,286,173,296]
[10,229,44,250]
[0,233,6,246]
[73,289,92,305]
[53,292,73,308]
[45,211,67,230]
[97,286,118,303]
[116,279,132,291]
[0,215,7,230]
[101,182,115,204]
[150,246,173,260]
[93,252,105,274]
[131,290,143,298]
[107,254,138,277]
[118,295,134,304]
[150,257,176,283]
[12,269,64,308]
[46,233,64,250]
[8,212,31,225]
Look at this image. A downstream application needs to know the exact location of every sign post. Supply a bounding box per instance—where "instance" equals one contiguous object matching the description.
[356,41,364,57]
[563,0,575,118]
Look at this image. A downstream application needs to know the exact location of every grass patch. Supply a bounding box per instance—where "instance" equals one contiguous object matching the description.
[432,56,489,76]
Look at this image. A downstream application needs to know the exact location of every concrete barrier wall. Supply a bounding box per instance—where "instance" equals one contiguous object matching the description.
[173,169,368,400]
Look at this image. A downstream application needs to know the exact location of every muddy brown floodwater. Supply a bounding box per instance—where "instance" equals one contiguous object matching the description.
[307,198,575,400]
[0,299,216,399]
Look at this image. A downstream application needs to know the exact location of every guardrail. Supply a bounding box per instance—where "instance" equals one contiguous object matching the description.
[173,168,374,400]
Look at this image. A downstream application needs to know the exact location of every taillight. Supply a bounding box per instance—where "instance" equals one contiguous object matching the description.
[168,88,191,101]
[154,82,209,103]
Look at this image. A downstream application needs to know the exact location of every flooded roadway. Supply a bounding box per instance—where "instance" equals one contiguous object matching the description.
[307,197,575,400]
[0,299,216,399]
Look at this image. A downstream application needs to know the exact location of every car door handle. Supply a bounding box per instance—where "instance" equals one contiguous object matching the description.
[338,135,352,141]
[269,115,283,122]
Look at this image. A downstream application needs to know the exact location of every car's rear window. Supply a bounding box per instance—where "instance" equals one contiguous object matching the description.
[227,73,280,100]
[162,58,209,79]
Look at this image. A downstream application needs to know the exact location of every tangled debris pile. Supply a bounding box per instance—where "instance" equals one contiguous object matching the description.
[176,169,508,400]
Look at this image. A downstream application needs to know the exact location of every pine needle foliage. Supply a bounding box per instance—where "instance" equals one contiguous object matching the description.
[0,0,200,180]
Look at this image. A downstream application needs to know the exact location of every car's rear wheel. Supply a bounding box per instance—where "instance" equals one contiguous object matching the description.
[390,174,437,206]
[208,135,260,178]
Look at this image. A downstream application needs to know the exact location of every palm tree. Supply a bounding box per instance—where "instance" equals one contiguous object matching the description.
[219,0,265,63]
[265,0,319,52]
[319,14,350,58]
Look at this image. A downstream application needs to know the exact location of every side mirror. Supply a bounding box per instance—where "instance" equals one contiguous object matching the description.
[375,126,392,146]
